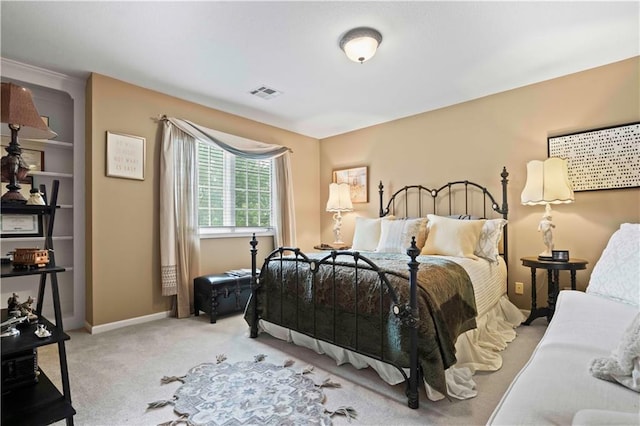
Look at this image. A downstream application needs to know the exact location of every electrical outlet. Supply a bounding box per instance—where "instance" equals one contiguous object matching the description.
[515,282,524,295]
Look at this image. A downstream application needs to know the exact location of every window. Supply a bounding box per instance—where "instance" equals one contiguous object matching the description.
[197,141,273,235]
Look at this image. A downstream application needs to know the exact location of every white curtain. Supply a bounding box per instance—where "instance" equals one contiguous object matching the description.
[160,117,296,317]
[160,122,200,318]
[272,152,296,248]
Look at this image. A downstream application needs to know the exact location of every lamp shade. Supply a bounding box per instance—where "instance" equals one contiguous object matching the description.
[339,27,382,63]
[1,82,57,140]
[326,183,353,212]
[521,158,574,205]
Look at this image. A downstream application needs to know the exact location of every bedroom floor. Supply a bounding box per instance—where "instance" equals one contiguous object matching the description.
[40,313,547,425]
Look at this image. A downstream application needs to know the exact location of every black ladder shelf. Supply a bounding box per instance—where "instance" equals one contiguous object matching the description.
[1,180,75,425]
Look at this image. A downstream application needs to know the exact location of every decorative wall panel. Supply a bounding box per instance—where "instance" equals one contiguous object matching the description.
[548,122,639,192]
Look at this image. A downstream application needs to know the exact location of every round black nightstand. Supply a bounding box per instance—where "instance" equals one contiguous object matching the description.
[521,256,588,325]
[314,244,351,251]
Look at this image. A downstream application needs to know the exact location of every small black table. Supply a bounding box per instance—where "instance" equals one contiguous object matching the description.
[314,244,351,251]
[521,256,588,325]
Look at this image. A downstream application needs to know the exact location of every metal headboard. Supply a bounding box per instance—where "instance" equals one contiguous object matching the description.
[378,167,510,270]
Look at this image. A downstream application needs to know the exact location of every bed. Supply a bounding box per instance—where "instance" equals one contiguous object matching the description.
[245,167,525,408]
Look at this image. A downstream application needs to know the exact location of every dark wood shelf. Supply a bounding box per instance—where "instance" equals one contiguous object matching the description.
[1,369,76,426]
[1,180,74,425]
[1,313,70,357]
[0,203,58,215]
[1,263,65,278]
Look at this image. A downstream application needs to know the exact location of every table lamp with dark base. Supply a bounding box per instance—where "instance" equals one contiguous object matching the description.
[1,82,56,204]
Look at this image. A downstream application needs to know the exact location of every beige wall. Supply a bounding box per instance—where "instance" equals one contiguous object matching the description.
[86,74,319,326]
[319,57,640,309]
[86,57,638,326]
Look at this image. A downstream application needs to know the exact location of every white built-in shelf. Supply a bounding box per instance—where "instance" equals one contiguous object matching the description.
[30,171,73,179]
[3,236,73,243]
[2,57,86,334]
[1,136,73,150]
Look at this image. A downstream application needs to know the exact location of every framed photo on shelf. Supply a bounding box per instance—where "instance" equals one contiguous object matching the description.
[21,148,44,172]
[0,211,43,238]
[0,146,44,172]
[106,131,146,180]
[332,166,368,203]
[0,176,43,237]
[41,116,50,127]
[548,122,640,192]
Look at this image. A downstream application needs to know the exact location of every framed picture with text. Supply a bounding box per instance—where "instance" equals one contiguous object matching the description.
[106,132,146,180]
[1,214,43,238]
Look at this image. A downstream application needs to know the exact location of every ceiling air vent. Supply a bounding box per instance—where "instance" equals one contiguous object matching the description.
[249,85,283,100]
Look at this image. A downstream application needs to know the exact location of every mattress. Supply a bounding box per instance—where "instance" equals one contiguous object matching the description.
[429,255,507,317]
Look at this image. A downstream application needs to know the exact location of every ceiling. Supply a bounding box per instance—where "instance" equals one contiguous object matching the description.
[1,1,638,139]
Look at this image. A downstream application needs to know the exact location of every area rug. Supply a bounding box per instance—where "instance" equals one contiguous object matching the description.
[148,355,356,426]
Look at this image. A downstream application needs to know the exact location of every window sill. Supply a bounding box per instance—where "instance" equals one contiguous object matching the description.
[199,228,274,240]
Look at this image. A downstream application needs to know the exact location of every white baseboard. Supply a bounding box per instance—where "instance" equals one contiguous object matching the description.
[86,311,171,334]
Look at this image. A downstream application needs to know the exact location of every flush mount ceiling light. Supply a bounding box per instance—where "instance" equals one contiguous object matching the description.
[339,27,383,64]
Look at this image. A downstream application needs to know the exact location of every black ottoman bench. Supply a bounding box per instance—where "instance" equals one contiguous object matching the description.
[194,273,252,323]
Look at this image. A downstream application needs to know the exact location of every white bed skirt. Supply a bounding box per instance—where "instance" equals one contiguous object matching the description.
[257,294,525,401]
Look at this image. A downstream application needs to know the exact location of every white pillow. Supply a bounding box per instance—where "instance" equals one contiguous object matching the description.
[589,312,640,392]
[375,217,426,253]
[351,217,382,251]
[586,223,640,307]
[421,214,484,259]
[475,218,507,263]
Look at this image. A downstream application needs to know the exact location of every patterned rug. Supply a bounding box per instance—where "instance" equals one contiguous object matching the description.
[148,355,356,426]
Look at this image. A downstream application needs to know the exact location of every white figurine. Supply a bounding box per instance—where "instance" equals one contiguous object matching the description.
[26,188,46,205]
[538,206,556,258]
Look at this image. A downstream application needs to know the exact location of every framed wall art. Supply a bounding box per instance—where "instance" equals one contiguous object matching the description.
[547,122,639,192]
[332,166,368,203]
[106,131,146,180]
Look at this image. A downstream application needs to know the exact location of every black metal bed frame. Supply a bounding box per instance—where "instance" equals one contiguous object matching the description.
[249,167,509,409]
[379,167,510,269]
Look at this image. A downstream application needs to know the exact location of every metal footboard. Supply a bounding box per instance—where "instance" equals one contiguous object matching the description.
[249,234,422,408]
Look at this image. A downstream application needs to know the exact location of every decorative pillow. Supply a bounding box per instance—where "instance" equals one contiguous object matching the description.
[421,214,484,259]
[375,217,426,253]
[589,312,640,392]
[586,223,640,307]
[351,217,383,252]
[475,219,508,263]
[416,218,428,250]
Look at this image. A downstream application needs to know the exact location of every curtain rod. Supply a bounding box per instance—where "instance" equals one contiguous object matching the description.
[151,114,167,123]
[152,115,293,153]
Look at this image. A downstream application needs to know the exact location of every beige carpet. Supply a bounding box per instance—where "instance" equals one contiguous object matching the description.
[41,313,546,426]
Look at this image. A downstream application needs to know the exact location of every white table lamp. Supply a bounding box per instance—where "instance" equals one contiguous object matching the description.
[521,157,574,259]
[326,183,353,245]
